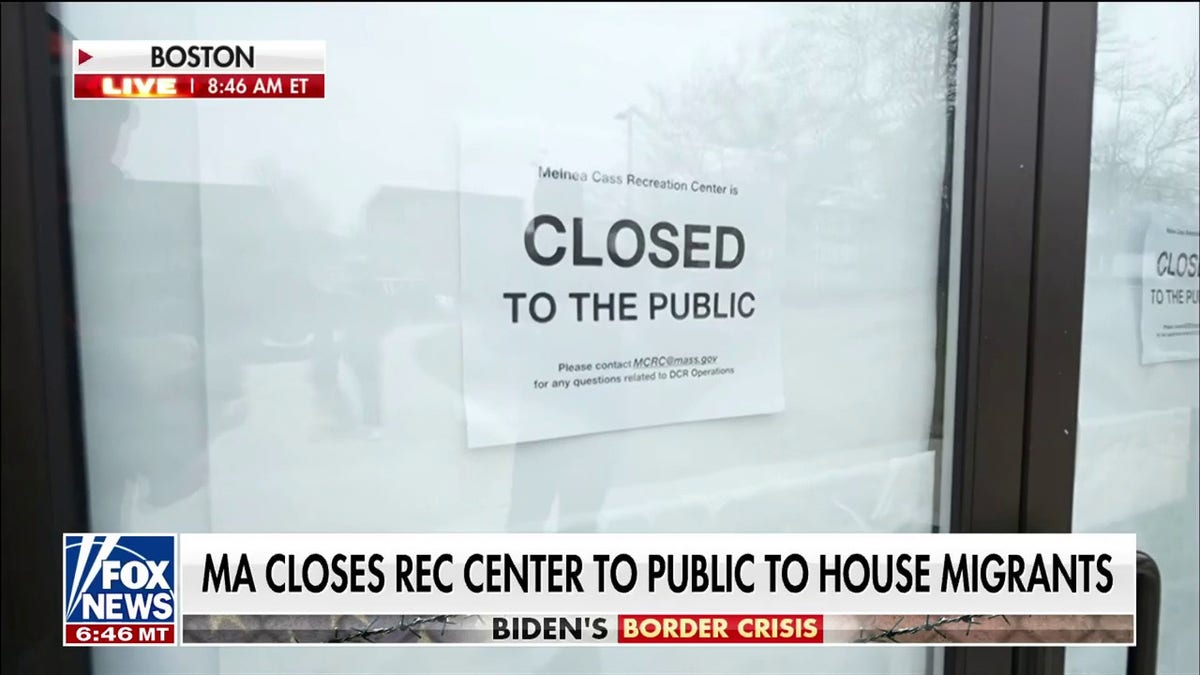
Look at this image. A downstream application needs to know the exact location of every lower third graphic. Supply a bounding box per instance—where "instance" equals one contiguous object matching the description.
[64,534,176,645]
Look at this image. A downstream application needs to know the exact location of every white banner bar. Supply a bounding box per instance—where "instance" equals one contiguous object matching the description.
[72,41,326,74]
[178,533,1136,616]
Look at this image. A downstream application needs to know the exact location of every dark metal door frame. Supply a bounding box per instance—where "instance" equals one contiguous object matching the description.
[1014,3,1099,673]
[1,3,1100,675]
[946,4,1099,675]
[1,3,91,674]
[945,3,1043,672]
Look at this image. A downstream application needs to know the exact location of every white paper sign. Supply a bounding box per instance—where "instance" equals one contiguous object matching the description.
[1140,221,1199,364]
[458,120,784,448]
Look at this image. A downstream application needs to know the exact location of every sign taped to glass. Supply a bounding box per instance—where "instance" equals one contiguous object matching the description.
[457,119,785,448]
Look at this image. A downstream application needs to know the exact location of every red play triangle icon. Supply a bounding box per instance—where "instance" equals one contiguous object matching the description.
[77,49,93,66]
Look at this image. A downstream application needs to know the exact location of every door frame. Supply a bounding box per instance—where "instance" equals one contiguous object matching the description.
[945,3,1098,675]
[1,3,91,674]
[0,3,1099,675]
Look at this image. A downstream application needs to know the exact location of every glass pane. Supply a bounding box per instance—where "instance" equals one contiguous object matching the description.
[52,3,968,673]
[1067,3,1200,674]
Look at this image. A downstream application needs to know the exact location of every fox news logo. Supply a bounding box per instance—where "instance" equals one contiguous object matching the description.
[63,534,176,645]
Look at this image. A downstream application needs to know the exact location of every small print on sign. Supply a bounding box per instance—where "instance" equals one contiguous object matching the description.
[457,118,784,448]
[1141,220,1200,364]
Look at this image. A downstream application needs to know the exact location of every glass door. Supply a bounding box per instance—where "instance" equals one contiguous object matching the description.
[1066,3,1200,674]
[50,3,969,674]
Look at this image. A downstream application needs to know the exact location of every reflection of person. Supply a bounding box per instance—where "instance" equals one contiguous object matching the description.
[307,216,398,439]
[506,177,614,533]
[498,175,613,675]
[50,15,212,526]
[506,437,614,533]
[308,242,387,438]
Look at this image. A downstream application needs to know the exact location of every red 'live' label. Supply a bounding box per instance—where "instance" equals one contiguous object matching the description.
[73,73,324,99]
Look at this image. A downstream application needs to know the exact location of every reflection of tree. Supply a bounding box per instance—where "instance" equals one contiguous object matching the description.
[641,4,962,456]
[1092,7,1199,213]
[1088,5,1199,278]
[645,4,953,177]
[642,3,959,295]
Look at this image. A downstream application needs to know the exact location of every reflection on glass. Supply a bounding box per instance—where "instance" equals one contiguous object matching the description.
[1066,3,1200,675]
[56,3,966,673]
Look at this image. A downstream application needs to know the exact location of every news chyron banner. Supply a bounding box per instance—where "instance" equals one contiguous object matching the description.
[71,41,325,100]
[65,533,1137,647]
